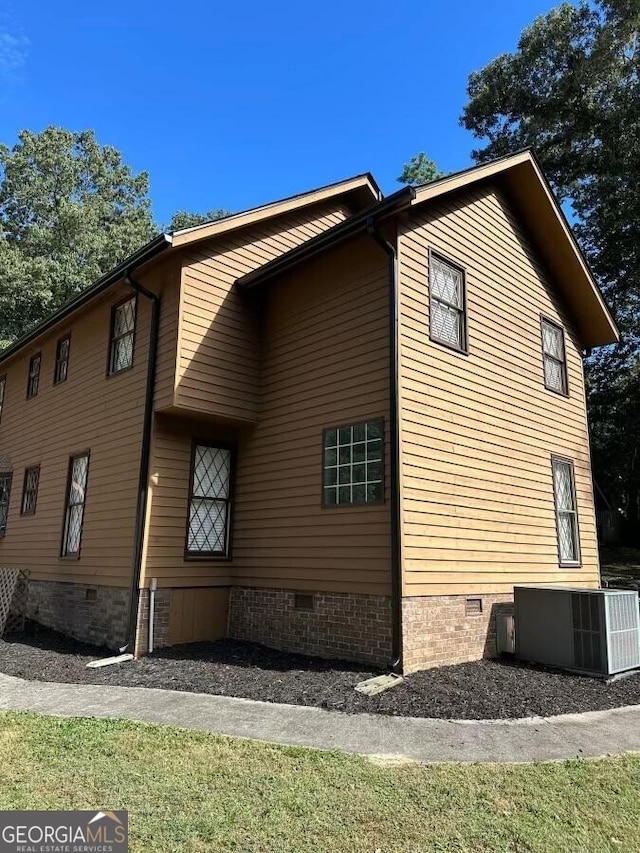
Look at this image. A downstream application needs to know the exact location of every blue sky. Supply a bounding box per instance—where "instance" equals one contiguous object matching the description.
[0,0,563,226]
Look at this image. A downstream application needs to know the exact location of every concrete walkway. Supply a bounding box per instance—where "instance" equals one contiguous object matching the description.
[1,672,639,764]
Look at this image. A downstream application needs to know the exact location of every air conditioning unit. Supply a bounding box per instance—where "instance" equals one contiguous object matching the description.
[514,585,640,677]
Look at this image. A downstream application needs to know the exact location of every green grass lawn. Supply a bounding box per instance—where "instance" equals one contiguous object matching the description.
[1,712,639,852]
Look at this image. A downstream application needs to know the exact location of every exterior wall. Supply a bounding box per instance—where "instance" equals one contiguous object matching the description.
[175,202,350,422]
[0,257,178,595]
[402,594,514,672]
[228,586,391,667]
[397,184,600,601]
[26,580,129,648]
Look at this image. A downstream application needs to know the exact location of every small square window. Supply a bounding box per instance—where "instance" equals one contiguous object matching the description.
[26,352,41,399]
[54,336,70,384]
[323,420,384,507]
[108,297,136,375]
[21,465,40,515]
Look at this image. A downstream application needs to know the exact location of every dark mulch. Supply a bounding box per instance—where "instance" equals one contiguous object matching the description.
[2,623,640,720]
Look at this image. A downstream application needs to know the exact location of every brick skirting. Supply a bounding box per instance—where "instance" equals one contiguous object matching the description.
[402,593,514,672]
[25,580,129,649]
[228,586,392,667]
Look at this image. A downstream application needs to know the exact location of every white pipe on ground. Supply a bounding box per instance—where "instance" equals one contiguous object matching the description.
[148,577,157,654]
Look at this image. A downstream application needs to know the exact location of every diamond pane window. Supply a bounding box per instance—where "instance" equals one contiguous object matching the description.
[552,457,580,565]
[62,453,89,557]
[54,336,70,384]
[429,254,466,351]
[187,444,233,555]
[21,465,40,515]
[0,375,5,423]
[0,472,12,536]
[323,420,383,506]
[542,318,568,394]
[108,297,136,375]
[27,352,41,399]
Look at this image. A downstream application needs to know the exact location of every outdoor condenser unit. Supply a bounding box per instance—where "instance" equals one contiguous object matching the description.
[514,585,640,677]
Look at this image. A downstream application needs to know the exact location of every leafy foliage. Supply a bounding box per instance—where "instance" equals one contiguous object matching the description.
[461,0,640,531]
[168,209,231,231]
[0,127,156,342]
[397,152,443,186]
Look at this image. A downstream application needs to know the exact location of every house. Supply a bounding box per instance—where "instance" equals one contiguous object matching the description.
[0,151,619,673]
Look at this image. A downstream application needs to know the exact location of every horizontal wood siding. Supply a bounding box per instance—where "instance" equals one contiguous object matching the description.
[230,235,392,595]
[176,203,349,421]
[0,259,178,586]
[398,184,599,596]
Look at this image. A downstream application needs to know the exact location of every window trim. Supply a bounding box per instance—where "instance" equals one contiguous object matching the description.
[0,374,6,424]
[26,351,42,400]
[428,249,469,355]
[551,454,581,568]
[321,417,385,509]
[20,464,40,516]
[184,439,236,560]
[107,296,137,377]
[60,451,90,560]
[0,471,12,537]
[540,315,569,397]
[53,334,71,385]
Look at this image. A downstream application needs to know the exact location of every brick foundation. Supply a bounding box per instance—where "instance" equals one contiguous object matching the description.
[25,580,129,649]
[228,586,392,667]
[402,593,514,672]
[134,587,172,656]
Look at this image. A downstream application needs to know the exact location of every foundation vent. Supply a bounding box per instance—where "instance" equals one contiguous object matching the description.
[294,593,315,611]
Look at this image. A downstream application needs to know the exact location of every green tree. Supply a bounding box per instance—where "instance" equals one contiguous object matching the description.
[0,127,155,342]
[397,152,443,186]
[461,0,640,535]
[168,209,231,231]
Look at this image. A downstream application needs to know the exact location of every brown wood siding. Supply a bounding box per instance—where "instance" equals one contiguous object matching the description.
[0,258,178,587]
[176,202,349,422]
[167,587,229,644]
[398,184,599,596]
[230,235,392,595]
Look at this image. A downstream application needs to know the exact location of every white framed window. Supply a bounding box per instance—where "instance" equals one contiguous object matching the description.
[552,456,580,566]
[62,453,89,558]
[429,252,467,352]
[108,297,136,375]
[323,420,383,506]
[187,443,233,556]
[541,317,568,394]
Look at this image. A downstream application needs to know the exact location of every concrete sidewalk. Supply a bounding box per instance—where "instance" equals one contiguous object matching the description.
[1,672,639,764]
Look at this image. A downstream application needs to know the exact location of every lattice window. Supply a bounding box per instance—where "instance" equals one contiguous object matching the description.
[108,297,136,375]
[187,444,233,555]
[430,254,466,351]
[54,336,70,384]
[0,472,12,536]
[552,457,580,565]
[323,420,383,506]
[21,465,40,515]
[542,318,568,394]
[62,453,89,557]
[26,352,41,399]
[0,375,5,423]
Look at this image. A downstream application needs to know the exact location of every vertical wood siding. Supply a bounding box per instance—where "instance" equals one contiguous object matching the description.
[176,203,349,422]
[0,259,178,587]
[230,235,392,595]
[398,184,600,596]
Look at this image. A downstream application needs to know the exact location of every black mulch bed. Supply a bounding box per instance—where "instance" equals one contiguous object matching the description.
[2,623,640,720]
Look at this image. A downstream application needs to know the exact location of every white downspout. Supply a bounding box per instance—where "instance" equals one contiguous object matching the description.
[148,577,157,654]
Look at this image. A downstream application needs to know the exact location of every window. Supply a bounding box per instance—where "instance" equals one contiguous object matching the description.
[429,253,467,352]
[54,336,70,384]
[108,297,136,375]
[0,472,11,536]
[61,453,89,557]
[552,457,580,566]
[186,443,233,556]
[323,420,383,506]
[541,318,568,394]
[26,352,41,399]
[21,465,40,515]
[0,375,5,423]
